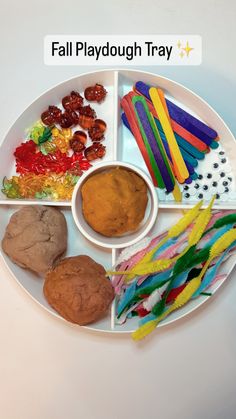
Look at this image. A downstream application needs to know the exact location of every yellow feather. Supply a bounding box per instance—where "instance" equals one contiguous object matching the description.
[123,258,173,282]
[210,228,236,260]
[167,200,203,238]
[188,196,215,246]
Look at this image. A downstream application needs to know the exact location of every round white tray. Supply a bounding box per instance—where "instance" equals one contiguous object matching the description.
[0,69,235,333]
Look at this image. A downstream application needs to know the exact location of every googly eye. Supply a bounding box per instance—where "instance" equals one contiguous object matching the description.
[203,185,209,191]
[220,172,226,178]
[228,177,233,182]
[198,174,203,180]
[215,193,220,199]
[219,151,225,156]
[224,165,232,174]
[223,181,228,186]
[194,183,200,189]
[224,187,229,193]
[217,183,225,194]
[183,185,189,191]
[184,193,190,198]
[213,162,219,169]
[212,181,218,187]
[198,193,203,199]
[221,158,227,164]
[207,173,212,179]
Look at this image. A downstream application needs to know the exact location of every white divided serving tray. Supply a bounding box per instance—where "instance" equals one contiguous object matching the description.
[0,69,236,333]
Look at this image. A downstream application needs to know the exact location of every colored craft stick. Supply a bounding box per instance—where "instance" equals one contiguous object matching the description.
[191,172,198,180]
[156,89,189,191]
[165,97,217,142]
[121,96,158,186]
[210,140,219,149]
[179,147,198,168]
[135,81,218,141]
[149,87,189,183]
[133,97,175,192]
[158,88,170,121]
[132,88,209,152]
[154,118,205,160]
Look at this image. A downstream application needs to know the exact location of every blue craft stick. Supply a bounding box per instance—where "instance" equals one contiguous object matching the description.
[210,140,219,149]
[175,133,205,160]
[121,112,130,130]
[191,172,198,180]
[155,118,205,160]
[179,147,198,168]
[135,81,217,143]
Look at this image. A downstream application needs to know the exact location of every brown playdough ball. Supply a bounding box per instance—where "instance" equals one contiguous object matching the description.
[81,168,148,237]
[43,255,114,325]
[2,206,67,274]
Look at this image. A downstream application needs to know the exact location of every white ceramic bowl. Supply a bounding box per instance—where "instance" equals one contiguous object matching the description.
[72,161,158,249]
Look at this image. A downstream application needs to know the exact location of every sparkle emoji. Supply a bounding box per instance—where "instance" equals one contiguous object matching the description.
[182,41,194,57]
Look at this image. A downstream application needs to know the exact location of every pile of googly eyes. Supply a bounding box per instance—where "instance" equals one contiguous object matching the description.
[160,144,235,202]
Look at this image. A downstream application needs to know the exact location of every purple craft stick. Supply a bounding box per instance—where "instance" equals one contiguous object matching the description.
[135,101,174,193]
[135,81,218,143]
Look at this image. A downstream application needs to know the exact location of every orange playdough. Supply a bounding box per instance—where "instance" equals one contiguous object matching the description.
[81,168,148,237]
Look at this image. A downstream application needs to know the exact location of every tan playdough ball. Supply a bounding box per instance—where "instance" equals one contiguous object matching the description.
[81,167,148,237]
[44,255,114,325]
[2,206,67,274]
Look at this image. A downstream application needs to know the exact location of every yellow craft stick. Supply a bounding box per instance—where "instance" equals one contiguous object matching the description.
[152,89,183,201]
[149,87,189,183]
[157,88,185,187]
[172,183,182,203]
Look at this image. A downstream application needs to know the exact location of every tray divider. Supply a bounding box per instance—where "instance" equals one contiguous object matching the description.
[110,248,118,330]
[112,70,119,161]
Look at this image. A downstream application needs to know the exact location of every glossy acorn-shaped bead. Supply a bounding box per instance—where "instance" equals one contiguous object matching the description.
[84,84,107,103]
[84,143,106,161]
[62,91,84,111]
[41,105,62,125]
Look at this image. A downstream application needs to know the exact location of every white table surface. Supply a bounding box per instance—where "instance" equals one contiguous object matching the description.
[0,1,236,418]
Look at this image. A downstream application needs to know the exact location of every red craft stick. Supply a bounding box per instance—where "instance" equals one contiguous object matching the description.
[132,89,209,153]
[121,95,158,186]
